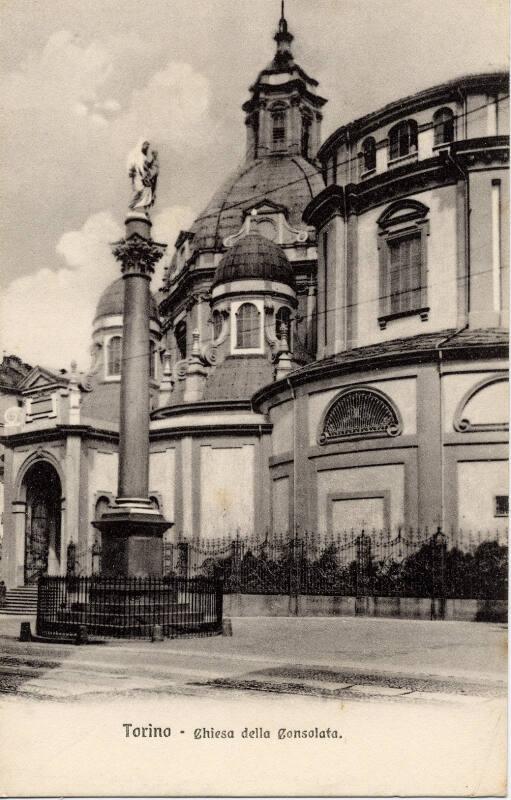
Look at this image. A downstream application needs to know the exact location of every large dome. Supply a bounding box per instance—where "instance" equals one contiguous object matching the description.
[212,234,295,289]
[189,155,324,253]
[94,278,159,321]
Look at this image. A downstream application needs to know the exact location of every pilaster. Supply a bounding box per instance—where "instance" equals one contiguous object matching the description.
[416,365,443,528]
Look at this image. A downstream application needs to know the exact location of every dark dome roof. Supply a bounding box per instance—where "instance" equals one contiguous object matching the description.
[188,155,324,253]
[212,234,295,289]
[94,277,159,322]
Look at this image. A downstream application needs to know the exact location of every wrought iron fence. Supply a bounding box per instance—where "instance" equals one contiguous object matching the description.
[36,576,223,640]
[162,528,508,602]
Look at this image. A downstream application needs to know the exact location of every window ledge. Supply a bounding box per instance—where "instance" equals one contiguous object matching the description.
[388,152,418,168]
[378,307,429,330]
[360,168,376,180]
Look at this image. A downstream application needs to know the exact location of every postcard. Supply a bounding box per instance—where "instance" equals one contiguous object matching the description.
[0,0,508,795]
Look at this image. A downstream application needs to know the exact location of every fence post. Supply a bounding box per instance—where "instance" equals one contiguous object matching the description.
[66,541,76,576]
[177,541,189,578]
[92,538,102,576]
[356,532,371,607]
[216,578,224,631]
[288,533,301,616]
[231,536,242,592]
[431,526,446,620]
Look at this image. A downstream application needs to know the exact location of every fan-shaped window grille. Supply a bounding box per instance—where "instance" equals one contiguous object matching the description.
[319,389,401,444]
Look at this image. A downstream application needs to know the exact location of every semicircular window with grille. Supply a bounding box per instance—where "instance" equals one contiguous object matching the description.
[319,389,401,444]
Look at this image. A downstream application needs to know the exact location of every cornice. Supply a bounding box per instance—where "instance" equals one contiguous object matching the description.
[151,399,252,420]
[0,424,119,448]
[303,142,510,230]
[252,339,508,410]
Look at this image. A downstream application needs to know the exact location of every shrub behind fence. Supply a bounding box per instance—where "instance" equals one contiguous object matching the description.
[162,528,508,601]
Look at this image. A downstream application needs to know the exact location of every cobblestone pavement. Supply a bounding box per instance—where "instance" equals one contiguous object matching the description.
[0,614,506,703]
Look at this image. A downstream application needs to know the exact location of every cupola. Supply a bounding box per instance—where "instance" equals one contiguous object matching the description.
[242,4,327,162]
[210,233,297,359]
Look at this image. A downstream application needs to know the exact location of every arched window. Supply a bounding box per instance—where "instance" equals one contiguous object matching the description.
[388,120,418,161]
[319,388,401,444]
[433,107,454,146]
[236,303,260,349]
[377,199,430,326]
[272,111,286,150]
[301,115,312,159]
[175,321,187,360]
[149,340,158,379]
[212,310,223,340]
[106,336,122,377]
[361,137,376,172]
[276,306,291,343]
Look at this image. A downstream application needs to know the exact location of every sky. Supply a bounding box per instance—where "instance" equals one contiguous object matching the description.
[0,0,508,370]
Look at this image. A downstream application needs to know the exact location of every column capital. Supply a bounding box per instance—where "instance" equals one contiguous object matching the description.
[112,232,166,278]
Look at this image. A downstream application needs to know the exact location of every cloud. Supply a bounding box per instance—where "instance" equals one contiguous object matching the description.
[1,211,122,370]
[115,61,213,150]
[0,206,196,370]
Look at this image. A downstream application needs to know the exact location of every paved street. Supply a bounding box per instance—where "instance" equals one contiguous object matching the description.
[0,614,506,700]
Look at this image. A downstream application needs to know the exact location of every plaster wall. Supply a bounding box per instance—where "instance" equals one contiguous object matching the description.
[307,377,417,446]
[271,402,293,455]
[441,371,506,432]
[149,449,176,521]
[317,463,405,534]
[457,460,508,531]
[272,475,290,534]
[199,444,255,538]
[355,185,458,348]
[88,450,118,545]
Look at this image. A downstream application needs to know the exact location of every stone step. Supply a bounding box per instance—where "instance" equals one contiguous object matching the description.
[0,586,39,615]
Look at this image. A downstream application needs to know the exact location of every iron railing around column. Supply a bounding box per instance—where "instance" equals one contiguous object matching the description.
[36,575,223,640]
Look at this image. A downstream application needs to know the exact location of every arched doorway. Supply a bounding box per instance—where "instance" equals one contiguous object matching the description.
[23,461,62,584]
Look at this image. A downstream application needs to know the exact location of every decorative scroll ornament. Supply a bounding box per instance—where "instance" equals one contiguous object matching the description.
[201,343,218,366]
[319,388,401,444]
[112,233,167,277]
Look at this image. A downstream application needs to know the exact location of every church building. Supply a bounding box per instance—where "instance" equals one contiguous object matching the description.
[0,9,508,592]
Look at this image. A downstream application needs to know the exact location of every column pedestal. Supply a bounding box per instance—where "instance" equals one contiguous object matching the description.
[94,499,170,577]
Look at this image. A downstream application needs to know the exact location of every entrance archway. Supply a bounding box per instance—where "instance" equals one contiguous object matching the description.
[23,461,62,584]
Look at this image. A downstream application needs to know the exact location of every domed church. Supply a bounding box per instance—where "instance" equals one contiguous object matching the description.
[0,7,508,602]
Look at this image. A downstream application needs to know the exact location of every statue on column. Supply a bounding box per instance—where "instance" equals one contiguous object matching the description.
[127,140,159,212]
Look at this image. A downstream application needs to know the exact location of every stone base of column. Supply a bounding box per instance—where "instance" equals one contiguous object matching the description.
[93,498,172,577]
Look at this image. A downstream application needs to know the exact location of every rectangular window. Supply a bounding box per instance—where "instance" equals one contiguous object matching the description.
[495,495,509,517]
[387,233,422,314]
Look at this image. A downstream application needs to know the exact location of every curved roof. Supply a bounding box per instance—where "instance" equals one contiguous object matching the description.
[187,155,324,254]
[319,71,509,159]
[212,234,294,289]
[94,277,159,322]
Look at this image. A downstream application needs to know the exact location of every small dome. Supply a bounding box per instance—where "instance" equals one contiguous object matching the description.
[212,234,295,289]
[94,277,159,321]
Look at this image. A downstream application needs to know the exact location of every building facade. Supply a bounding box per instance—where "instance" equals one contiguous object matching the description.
[0,12,508,591]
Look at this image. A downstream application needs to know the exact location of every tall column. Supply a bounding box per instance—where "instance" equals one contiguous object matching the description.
[93,211,171,576]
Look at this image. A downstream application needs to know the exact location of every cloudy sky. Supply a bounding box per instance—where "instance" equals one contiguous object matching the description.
[0,0,507,370]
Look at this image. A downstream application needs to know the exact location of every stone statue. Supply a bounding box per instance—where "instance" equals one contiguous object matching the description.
[128,140,159,212]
